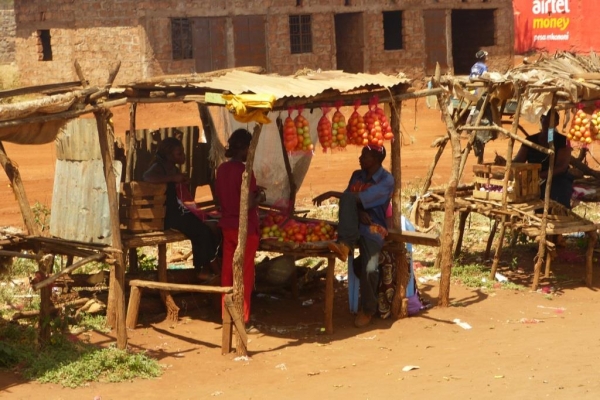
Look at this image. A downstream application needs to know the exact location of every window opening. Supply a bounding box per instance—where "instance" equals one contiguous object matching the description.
[383,11,403,50]
[289,14,312,54]
[172,18,193,60]
[38,30,52,61]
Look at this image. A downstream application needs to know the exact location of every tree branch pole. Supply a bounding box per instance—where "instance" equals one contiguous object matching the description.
[433,65,461,308]
[233,123,263,356]
[0,142,39,235]
[489,86,523,280]
[532,95,558,291]
[95,109,127,349]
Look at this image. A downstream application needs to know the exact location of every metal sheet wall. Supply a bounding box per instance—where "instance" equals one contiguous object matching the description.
[50,119,121,245]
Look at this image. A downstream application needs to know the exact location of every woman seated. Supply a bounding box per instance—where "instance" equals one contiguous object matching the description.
[143,137,220,277]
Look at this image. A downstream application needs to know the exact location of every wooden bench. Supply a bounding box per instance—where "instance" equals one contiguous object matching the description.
[126,280,247,354]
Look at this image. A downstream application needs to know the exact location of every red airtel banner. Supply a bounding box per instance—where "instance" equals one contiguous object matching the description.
[514,0,600,54]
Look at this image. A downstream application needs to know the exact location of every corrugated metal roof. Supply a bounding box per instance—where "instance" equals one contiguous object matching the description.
[194,70,410,99]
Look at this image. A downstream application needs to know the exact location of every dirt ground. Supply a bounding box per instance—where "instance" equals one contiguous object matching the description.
[3,99,600,399]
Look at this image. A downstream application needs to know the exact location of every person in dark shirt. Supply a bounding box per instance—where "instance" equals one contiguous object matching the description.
[513,110,573,208]
[143,137,220,276]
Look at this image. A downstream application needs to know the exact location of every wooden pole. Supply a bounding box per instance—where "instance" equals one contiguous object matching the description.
[490,87,523,280]
[532,96,557,291]
[433,64,461,308]
[94,109,127,349]
[125,103,137,182]
[37,254,54,346]
[0,142,39,235]
[389,99,408,319]
[233,123,263,356]
[33,252,105,290]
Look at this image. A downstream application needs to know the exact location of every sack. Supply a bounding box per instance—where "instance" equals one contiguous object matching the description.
[407,286,429,316]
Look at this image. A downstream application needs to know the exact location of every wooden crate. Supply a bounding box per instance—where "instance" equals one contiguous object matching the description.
[472,163,540,203]
[120,182,167,233]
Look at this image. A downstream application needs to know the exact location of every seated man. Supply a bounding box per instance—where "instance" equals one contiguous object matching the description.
[313,145,394,328]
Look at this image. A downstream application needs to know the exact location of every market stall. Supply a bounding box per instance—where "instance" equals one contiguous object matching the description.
[2,64,444,356]
[417,53,600,298]
[115,68,445,355]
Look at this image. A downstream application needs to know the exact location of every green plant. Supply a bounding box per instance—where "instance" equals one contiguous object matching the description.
[137,250,157,271]
[78,313,110,333]
[32,202,51,233]
[0,322,163,387]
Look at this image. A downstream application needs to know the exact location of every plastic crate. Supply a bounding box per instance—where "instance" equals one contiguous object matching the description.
[473,163,540,203]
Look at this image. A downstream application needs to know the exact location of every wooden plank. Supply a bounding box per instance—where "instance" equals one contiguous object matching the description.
[386,229,441,247]
[0,81,82,99]
[129,279,234,294]
[121,196,167,207]
[122,219,164,233]
[122,182,167,197]
[126,286,142,329]
[120,205,166,220]
[121,230,187,248]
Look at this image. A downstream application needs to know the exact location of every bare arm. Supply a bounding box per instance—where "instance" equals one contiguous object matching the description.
[312,191,344,206]
[549,146,571,178]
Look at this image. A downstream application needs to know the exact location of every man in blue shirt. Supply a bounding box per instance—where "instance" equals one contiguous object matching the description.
[470,50,488,79]
[313,145,394,327]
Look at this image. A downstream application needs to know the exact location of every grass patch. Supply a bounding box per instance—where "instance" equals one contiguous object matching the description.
[418,263,525,291]
[0,322,163,387]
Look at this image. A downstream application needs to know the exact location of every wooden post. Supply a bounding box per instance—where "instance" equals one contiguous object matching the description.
[0,142,39,235]
[532,96,557,291]
[197,104,220,200]
[37,254,53,346]
[453,211,470,258]
[125,102,137,183]
[324,256,335,333]
[585,231,597,286]
[389,99,408,319]
[434,64,461,308]
[419,137,448,197]
[490,87,523,281]
[232,123,263,356]
[94,109,127,350]
[126,286,142,329]
[158,243,180,320]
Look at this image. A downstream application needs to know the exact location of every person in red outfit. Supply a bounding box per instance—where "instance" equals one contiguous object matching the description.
[215,129,266,328]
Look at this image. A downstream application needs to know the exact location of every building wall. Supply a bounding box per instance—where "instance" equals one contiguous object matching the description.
[14,0,514,86]
[0,1,15,65]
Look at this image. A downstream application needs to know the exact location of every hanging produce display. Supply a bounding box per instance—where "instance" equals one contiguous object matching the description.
[294,106,313,152]
[331,101,348,150]
[363,96,394,147]
[283,108,299,152]
[347,99,366,146]
[317,105,333,152]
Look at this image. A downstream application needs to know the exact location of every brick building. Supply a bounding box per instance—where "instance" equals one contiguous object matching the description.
[14,0,514,86]
[0,0,15,66]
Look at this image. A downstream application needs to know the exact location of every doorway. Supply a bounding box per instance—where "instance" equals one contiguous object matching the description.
[424,9,448,76]
[451,9,496,75]
[334,13,364,73]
